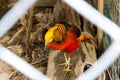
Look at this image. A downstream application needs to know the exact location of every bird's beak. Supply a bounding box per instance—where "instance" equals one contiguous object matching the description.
[45,42,48,46]
[49,38,53,43]
[45,38,53,46]
[44,42,48,50]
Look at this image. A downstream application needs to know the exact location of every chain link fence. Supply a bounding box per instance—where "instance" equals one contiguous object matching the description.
[0,0,120,80]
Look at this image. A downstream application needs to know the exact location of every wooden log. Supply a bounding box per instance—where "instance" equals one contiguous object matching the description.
[47,43,97,80]
[97,0,104,56]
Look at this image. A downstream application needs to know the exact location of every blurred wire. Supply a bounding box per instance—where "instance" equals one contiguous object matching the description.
[0,0,120,80]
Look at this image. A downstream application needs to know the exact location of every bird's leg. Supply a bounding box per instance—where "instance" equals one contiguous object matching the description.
[63,57,72,76]
[60,53,72,75]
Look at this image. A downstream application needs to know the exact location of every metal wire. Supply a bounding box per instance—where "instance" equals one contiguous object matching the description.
[0,0,120,80]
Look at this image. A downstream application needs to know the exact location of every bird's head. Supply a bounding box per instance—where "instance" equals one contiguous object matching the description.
[44,27,55,46]
[44,23,66,46]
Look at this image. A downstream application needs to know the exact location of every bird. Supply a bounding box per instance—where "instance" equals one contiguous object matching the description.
[44,22,96,75]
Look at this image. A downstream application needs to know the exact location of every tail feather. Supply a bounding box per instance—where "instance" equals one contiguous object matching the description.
[79,32,97,48]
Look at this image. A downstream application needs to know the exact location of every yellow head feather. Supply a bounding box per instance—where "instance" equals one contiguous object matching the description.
[45,27,55,45]
[44,23,66,45]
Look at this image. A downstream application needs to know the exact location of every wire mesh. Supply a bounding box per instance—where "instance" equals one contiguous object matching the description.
[0,0,120,80]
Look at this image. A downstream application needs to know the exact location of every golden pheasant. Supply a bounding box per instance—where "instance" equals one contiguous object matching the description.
[45,22,96,75]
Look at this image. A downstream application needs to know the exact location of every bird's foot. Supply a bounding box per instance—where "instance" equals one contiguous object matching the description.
[60,53,72,76]
[63,64,72,76]
[60,58,71,69]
